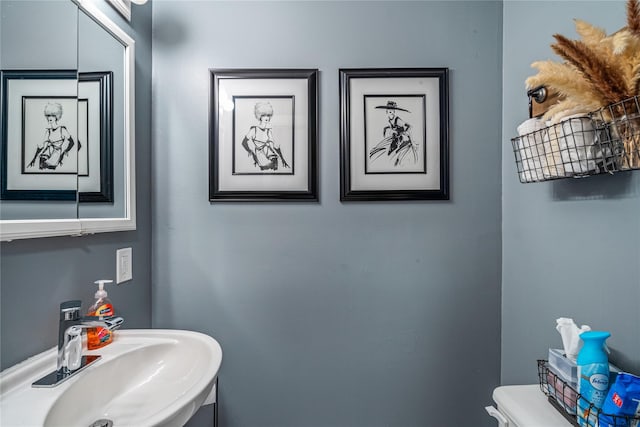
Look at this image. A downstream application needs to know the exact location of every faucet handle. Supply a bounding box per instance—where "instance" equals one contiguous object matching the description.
[60,300,81,320]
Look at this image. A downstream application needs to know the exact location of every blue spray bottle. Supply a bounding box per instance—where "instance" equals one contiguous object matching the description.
[577,331,611,427]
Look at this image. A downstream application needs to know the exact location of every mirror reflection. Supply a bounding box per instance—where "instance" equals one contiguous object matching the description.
[0,0,132,234]
[77,6,126,219]
[0,0,78,220]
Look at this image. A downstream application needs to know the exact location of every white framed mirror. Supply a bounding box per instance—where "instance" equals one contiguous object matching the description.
[105,0,149,22]
[0,0,136,241]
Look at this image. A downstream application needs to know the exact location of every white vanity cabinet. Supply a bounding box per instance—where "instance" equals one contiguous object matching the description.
[486,385,573,426]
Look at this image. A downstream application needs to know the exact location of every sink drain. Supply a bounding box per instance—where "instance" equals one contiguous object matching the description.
[89,419,113,427]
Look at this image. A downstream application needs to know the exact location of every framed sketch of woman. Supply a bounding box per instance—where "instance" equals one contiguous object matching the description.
[26,101,79,172]
[209,69,318,202]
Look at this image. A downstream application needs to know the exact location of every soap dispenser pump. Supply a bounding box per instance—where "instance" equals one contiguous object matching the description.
[87,279,115,350]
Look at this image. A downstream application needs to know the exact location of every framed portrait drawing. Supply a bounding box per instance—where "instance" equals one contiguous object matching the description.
[209,69,318,202]
[339,68,449,201]
[0,70,113,202]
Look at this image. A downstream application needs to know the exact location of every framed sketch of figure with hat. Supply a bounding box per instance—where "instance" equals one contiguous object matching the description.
[339,68,449,201]
[366,97,426,173]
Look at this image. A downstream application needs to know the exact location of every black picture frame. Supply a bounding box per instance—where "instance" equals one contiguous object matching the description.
[209,69,318,202]
[0,70,113,202]
[79,71,113,203]
[339,68,449,201]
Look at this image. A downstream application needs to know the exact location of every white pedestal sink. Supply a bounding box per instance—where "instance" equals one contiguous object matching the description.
[0,329,222,427]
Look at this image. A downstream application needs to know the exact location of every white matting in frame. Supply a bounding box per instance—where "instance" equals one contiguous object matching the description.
[352,78,439,190]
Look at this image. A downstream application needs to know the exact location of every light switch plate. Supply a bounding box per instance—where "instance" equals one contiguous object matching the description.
[116,247,133,284]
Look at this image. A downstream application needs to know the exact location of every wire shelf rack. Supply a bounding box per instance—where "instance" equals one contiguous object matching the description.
[537,360,640,427]
[511,96,640,183]
[591,96,640,171]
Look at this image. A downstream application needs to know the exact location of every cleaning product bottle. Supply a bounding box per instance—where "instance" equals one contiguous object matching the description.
[87,279,115,350]
[577,330,611,427]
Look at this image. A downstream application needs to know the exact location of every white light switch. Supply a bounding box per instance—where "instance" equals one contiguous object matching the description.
[116,247,133,284]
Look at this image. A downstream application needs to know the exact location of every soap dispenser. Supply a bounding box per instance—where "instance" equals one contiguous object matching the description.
[87,279,115,350]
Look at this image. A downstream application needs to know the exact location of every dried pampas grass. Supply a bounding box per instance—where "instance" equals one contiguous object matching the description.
[525,0,640,169]
[526,60,601,122]
[628,0,640,34]
[526,61,592,98]
[544,99,594,124]
[551,34,628,104]
[574,19,607,46]
[527,0,640,112]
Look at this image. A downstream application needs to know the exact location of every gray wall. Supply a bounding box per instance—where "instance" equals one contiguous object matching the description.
[0,1,153,370]
[152,2,503,426]
[502,1,640,385]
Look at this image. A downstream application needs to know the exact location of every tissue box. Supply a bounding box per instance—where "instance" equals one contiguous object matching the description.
[547,369,578,414]
[549,348,578,386]
[547,350,579,415]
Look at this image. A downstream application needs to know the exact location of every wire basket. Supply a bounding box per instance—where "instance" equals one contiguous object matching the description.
[511,95,640,183]
[590,96,640,171]
[537,360,640,427]
[511,116,622,183]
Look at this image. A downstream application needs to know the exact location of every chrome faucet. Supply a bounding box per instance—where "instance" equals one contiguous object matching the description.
[32,300,123,388]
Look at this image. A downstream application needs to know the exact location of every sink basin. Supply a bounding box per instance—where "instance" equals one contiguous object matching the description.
[0,329,222,427]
